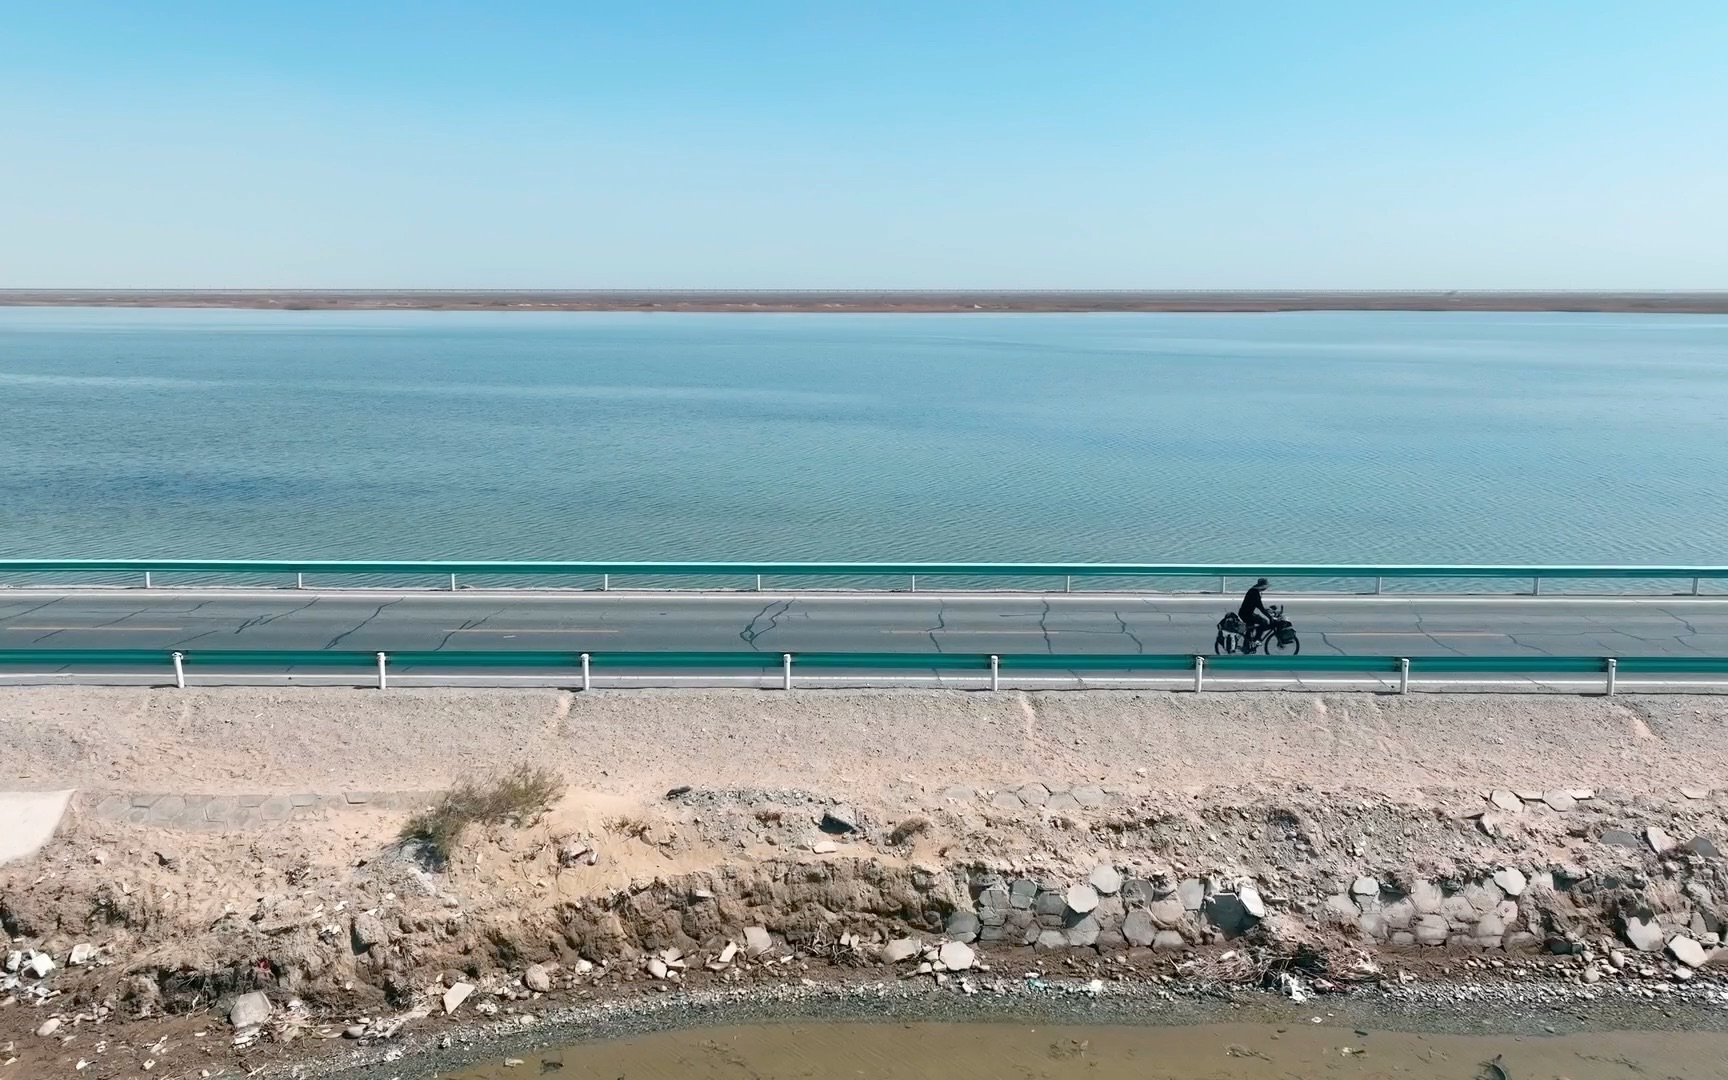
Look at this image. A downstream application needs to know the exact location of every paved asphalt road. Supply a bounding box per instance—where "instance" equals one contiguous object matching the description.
[3,590,1726,659]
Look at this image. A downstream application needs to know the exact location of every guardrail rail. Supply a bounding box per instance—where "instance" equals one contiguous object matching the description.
[3,559,1727,595]
[3,648,1727,695]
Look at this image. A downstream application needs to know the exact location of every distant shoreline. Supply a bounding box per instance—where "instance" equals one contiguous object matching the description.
[3,289,1728,313]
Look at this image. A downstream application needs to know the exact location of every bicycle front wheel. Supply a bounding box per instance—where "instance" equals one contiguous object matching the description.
[1262,634,1300,657]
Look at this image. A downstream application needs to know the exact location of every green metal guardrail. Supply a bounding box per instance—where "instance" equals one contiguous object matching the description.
[3,558,1727,594]
[3,649,1726,694]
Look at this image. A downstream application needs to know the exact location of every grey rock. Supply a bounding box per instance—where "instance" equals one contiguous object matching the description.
[977,885,1011,911]
[230,991,273,1028]
[1009,879,1039,908]
[1177,878,1205,911]
[938,941,975,971]
[1489,790,1524,813]
[1064,883,1100,915]
[524,964,552,993]
[1016,783,1050,808]
[882,938,921,964]
[1152,930,1186,952]
[1543,791,1577,812]
[1071,785,1107,808]
[1505,931,1540,953]
[1687,836,1724,859]
[1682,786,1712,800]
[154,849,180,871]
[1046,791,1082,813]
[350,912,388,953]
[1462,881,1504,913]
[1089,864,1123,896]
[1414,914,1449,946]
[940,785,976,803]
[744,926,773,957]
[1390,931,1416,947]
[1065,915,1101,948]
[1206,893,1253,936]
[944,911,981,943]
[1093,895,1124,923]
[821,805,859,833]
[1358,912,1388,940]
[1623,913,1665,952]
[1351,876,1379,898]
[1441,896,1478,927]
[1647,826,1677,854]
[990,791,1024,812]
[1492,867,1528,897]
[1123,909,1157,947]
[1600,829,1642,848]
[1473,914,1506,945]
[1149,898,1187,928]
[979,906,1007,927]
[1410,880,1444,914]
[1033,889,1067,916]
[1120,878,1158,905]
[1096,929,1127,952]
[1381,898,1416,930]
[1034,929,1068,950]
[1323,894,1359,920]
[1670,936,1709,969]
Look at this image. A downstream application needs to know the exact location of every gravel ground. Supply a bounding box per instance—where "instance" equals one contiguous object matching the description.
[2,687,1725,797]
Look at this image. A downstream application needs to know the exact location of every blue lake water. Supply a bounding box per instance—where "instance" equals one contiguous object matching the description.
[2,307,1726,564]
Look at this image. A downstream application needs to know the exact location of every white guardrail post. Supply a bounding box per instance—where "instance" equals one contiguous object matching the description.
[296,572,305,590]
[782,653,793,690]
[1399,657,1410,695]
[172,651,185,689]
[990,654,1000,691]
[1193,655,1205,692]
[1606,658,1617,697]
[376,652,388,690]
[449,573,458,592]
[143,571,152,589]
[580,652,591,691]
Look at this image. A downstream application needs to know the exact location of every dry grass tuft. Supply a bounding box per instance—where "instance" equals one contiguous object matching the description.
[401,766,562,866]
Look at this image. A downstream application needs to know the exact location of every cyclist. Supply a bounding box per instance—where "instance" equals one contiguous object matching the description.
[1239,578,1272,646]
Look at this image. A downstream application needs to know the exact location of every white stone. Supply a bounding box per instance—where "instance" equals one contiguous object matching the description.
[1669,936,1709,969]
[36,1018,62,1038]
[229,991,272,1028]
[1351,877,1379,897]
[1122,909,1157,947]
[1089,864,1123,895]
[937,942,975,972]
[25,952,54,978]
[1647,827,1677,854]
[1543,791,1577,812]
[1570,789,1596,800]
[1489,790,1523,813]
[1625,915,1665,952]
[1064,883,1100,914]
[646,958,669,979]
[1682,787,1711,800]
[3,949,20,973]
[1492,867,1528,898]
[1239,885,1266,919]
[523,964,551,993]
[442,983,474,1015]
[68,943,97,966]
[745,926,773,957]
[881,938,920,963]
[812,840,837,854]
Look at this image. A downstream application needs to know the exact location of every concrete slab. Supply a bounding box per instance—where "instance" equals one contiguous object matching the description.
[0,789,74,864]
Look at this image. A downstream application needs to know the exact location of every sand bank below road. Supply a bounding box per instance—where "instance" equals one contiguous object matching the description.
[2,686,1724,797]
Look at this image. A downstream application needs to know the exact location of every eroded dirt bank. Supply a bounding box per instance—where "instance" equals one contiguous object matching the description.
[3,688,1728,1078]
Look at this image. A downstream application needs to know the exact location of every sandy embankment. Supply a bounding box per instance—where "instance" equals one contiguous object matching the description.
[2,688,1727,1078]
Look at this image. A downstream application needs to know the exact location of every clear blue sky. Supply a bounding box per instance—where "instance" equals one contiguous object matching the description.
[3,2,1723,288]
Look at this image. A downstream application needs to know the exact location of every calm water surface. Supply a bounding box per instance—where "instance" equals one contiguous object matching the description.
[445,1020,1728,1079]
[3,307,1726,562]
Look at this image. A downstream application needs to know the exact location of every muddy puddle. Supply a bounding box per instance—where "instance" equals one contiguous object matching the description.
[445,1020,1727,1078]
